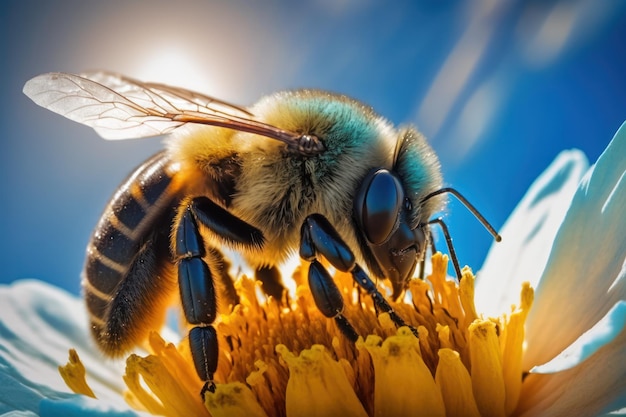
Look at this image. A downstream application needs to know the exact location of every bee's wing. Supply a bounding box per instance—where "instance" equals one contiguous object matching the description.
[23,72,324,154]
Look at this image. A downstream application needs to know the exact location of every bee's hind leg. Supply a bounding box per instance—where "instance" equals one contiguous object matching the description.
[174,202,219,396]
[174,196,266,397]
[299,213,418,340]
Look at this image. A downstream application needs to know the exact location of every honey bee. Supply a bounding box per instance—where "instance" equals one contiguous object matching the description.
[23,72,500,396]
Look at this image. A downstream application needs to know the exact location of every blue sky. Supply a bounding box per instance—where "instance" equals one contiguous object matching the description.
[2,0,626,295]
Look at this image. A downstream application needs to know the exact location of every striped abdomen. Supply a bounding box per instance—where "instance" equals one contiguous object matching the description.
[83,151,183,356]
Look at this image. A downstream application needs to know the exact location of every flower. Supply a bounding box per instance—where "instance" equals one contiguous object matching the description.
[1,122,624,416]
[55,253,534,417]
[477,121,626,416]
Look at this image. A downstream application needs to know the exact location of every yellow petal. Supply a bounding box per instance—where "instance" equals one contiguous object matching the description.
[277,344,368,417]
[362,327,446,417]
[469,320,506,417]
[206,382,269,417]
[58,349,96,398]
[435,348,480,417]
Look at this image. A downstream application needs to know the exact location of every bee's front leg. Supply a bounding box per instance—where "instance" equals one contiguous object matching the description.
[299,214,418,339]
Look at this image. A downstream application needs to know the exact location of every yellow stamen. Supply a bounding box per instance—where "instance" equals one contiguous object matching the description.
[460,267,479,327]
[501,282,534,414]
[123,333,208,417]
[123,355,168,416]
[435,348,481,417]
[360,327,446,417]
[469,320,506,417]
[58,253,535,417]
[58,349,96,398]
[277,344,368,417]
[206,382,269,417]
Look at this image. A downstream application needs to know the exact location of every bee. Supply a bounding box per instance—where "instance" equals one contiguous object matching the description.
[23,72,500,396]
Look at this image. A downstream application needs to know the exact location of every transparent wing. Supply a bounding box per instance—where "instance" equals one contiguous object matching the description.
[22,72,324,155]
[24,72,187,139]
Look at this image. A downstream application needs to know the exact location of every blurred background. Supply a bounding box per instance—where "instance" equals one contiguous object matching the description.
[2,0,626,295]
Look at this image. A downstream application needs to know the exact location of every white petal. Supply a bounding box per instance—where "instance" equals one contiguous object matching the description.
[597,407,626,416]
[524,121,626,369]
[515,315,626,417]
[0,280,130,413]
[531,300,626,373]
[475,149,588,317]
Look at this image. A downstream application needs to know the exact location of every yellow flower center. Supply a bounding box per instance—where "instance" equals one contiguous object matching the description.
[60,253,534,417]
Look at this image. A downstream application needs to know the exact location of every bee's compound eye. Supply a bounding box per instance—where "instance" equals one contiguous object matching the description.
[358,169,403,245]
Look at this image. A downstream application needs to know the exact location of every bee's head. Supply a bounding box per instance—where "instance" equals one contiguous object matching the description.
[353,128,445,299]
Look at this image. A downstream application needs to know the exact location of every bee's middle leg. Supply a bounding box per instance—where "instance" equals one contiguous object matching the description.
[299,213,418,340]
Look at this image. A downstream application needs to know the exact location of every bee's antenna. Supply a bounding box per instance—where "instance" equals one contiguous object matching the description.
[421,187,501,281]
[422,187,502,242]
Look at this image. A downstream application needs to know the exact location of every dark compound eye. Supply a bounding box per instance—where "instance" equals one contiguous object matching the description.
[360,170,403,245]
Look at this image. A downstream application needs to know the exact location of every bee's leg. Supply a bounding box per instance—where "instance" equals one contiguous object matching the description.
[206,247,240,312]
[190,196,286,301]
[419,228,437,280]
[175,204,219,396]
[307,259,359,342]
[255,265,285,301]
[300,213,418,339]
[174,196,265,397]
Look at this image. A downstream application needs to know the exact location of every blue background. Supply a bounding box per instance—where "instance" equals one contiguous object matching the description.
[2,0,625,295]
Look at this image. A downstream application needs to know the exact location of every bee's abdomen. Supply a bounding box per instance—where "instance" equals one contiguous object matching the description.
[83,151,181,355]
